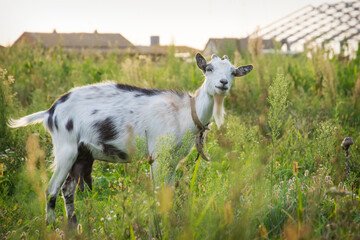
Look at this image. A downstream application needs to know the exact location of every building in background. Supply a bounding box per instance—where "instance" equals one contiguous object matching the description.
[203,0,359,57]
[13,29,134,53]
[13,31,198,58]
[255,0,360,55]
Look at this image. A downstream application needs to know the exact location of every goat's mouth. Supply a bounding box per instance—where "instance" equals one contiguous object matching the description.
[215,86,228,91]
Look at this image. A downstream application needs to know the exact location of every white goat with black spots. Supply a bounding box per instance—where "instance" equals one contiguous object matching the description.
[9,53,253,227]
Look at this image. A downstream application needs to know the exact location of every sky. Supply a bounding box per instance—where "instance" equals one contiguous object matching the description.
[0,0,342,50]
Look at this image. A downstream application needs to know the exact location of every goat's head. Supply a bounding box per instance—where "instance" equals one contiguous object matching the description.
[196,53,253,96]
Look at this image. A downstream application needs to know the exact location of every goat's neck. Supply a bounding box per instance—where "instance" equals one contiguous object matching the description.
[194,83,214,126]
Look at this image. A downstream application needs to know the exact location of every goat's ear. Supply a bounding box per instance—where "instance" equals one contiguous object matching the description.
[233,65,253,77]
[196,53,207,73]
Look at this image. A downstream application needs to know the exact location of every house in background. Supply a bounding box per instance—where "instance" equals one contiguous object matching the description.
[13,29,134,53]
[12,31,199,58]
[203,37,274,56]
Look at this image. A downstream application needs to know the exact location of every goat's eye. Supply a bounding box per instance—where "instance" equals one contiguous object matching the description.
[206,66,213,72]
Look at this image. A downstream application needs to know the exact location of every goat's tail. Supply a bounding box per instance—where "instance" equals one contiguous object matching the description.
[8,111,47,128]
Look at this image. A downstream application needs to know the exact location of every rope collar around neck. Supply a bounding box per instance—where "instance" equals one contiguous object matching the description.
[190,96,210,162]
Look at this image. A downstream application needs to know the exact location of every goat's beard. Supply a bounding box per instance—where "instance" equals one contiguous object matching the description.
[213,94,225,127]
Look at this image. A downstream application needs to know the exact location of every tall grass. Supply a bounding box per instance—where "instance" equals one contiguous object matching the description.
[0,43,360,239]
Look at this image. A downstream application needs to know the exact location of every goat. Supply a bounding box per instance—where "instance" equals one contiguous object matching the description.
[9,53,253,227]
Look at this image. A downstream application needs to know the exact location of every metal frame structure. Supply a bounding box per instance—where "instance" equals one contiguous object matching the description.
[256,1,360,52]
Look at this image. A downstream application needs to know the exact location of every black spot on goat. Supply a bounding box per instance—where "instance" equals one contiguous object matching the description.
[91,109,99,115]
[66,119,73,132]
[116,83,163,97]
[94,117,118,142]
[47,92,72,131]
[54,116,58,130]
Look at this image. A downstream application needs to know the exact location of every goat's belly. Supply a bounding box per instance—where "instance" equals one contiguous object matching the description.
[89,145,131,163]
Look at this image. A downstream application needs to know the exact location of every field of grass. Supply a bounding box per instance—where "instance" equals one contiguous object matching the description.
[0,42,360,239]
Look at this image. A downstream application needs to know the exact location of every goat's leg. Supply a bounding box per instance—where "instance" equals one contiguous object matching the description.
[46,145,77,226]
[61,174,78,227]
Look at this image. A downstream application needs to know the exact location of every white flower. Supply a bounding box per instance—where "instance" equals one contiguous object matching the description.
[101,218,104,221]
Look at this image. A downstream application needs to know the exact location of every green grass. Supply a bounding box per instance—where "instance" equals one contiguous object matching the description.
[0,43,360,239]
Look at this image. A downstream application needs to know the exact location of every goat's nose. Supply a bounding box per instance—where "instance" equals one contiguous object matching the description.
[220,79,228,85]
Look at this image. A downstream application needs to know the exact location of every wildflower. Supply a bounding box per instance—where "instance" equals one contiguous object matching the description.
[338,182,343,190]
[107,214,111,220]
[110,210,114,214]
[100,217,104,221]
[293,161,298,176]
[93,229,97,233]
[304,170,309,177]
[325,176,333,185]
[259,225,268,239]
[8,75,15,84]
[77,224,83,234]
[341,137,354,151]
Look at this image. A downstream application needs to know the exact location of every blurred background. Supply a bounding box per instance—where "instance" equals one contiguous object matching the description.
[1,0,359,56]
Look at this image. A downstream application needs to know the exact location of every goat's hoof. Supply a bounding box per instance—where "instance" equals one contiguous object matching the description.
[67,215,78,229]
